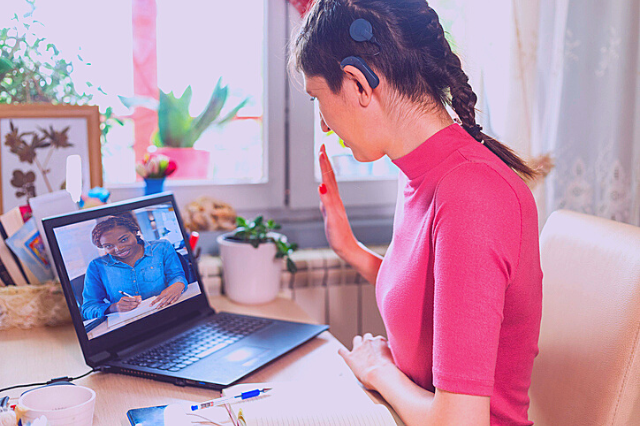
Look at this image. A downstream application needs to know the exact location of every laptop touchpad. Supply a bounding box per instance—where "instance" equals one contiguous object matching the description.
[223,346,270,365]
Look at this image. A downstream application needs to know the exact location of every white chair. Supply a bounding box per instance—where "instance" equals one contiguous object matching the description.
[529,210,640,425]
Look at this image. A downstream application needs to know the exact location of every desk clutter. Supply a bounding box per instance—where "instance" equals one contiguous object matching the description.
[0,383,96,426]
[0,201,71,330]
[129,380,396,426]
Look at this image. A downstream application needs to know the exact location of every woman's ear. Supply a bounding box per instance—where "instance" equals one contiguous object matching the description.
[342,65,373,107]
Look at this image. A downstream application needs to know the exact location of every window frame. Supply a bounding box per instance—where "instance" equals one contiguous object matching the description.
[107,0,286,211]
[285,4,398,210]
[108,1,397,218]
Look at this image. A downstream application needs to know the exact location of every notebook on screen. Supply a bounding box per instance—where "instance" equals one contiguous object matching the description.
[42,193,328,390]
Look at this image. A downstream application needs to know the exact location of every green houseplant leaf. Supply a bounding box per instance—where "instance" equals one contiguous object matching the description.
[120,79,250,148]
[0,57,13,75]
[157,87,195,148]
[0,2,94,105]
[228,215,298,274]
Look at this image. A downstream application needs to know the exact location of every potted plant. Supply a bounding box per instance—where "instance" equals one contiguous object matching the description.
[120,78,249,180]
[0,6,93,105]
[0,2,123,154]
[217,216,297,305]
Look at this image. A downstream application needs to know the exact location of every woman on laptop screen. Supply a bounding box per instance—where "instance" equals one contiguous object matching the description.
[81,215,187,320]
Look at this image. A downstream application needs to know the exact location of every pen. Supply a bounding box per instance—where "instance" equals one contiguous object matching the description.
[119,290,134,297]
[190,388,272,411]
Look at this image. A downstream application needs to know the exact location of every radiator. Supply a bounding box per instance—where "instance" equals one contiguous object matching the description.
[198,247,388,347]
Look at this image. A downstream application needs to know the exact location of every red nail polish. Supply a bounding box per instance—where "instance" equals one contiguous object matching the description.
[319,183,327,195]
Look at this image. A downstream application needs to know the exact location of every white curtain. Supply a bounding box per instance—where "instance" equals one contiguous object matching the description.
[533,0,640,225]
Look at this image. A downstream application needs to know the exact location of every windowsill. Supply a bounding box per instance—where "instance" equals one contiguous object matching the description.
[104,184,395,250]
[196,215,393,255]
[105,178,269,189]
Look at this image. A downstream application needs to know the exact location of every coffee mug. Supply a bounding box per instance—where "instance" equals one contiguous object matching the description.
[18,384,96,426]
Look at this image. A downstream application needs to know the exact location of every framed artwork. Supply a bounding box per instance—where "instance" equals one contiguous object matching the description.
[0,104,102,214]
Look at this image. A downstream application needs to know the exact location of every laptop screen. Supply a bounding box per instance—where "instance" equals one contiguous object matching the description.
[48,198,202,341]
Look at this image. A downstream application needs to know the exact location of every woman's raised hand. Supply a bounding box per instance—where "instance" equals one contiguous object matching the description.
[318,144,359,260]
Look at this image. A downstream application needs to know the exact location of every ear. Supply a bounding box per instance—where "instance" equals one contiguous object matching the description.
[342,65,374,107]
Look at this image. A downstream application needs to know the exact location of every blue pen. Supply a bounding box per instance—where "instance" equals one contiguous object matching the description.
[191,388,272,411]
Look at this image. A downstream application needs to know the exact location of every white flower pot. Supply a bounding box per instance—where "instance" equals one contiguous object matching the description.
[217,232,284,305]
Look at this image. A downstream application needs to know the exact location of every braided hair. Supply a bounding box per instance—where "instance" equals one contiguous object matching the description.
[91,215,142,248]
[293,0,537,179]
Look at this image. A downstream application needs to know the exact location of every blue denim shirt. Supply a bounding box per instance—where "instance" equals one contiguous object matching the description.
[81,239,186,320]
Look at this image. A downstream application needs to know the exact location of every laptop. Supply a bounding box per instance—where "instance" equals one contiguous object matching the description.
[42,193,328,390]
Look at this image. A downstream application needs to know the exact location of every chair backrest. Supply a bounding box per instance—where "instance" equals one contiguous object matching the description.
[70,274,86,307]
[175,250,196,284]
[529,210,640,425]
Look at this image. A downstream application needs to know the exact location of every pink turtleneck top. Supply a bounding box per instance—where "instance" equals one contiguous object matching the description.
[376,123,542,425]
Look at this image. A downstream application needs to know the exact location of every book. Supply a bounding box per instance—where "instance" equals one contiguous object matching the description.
[0,221,29,284]
[0,254,12,285]
[149,379,397,426]
[0,206,26,237]
[28,190,78,281]
[0,234,28,286]
[1,207,39,284]
[5,218,53,284]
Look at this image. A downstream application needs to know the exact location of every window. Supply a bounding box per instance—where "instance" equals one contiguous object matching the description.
[313,103,397,182]
[3,0,403,217]
[155,0,266,184]
[287,7,398,210]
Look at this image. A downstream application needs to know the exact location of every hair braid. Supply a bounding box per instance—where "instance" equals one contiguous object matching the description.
[425,5,537,179]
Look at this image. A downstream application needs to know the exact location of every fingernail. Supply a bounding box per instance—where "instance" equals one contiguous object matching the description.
[319,183,327,195]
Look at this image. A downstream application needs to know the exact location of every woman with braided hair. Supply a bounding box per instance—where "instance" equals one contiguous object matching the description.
[81,215,187,320]
[293,1,542,425]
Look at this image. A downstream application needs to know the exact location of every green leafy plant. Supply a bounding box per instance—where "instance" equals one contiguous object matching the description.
[119,78,249,148]
[0,1,94,104]
[228,216,298,274]
[0,1,124,149]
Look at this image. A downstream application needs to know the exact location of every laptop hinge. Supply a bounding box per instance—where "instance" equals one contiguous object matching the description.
[88,350,113,366]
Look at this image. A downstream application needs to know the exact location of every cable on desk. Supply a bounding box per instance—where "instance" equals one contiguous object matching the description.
[0,368,97,393]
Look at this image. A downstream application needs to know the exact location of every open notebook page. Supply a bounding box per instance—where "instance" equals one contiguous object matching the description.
[244,404,395,426]
[106,296,158,328]
[224,380,396,426]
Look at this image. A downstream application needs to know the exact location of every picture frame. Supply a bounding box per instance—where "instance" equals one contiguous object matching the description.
[0,104,102,214]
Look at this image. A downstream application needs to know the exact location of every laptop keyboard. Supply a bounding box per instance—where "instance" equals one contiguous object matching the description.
[124,314,272,372]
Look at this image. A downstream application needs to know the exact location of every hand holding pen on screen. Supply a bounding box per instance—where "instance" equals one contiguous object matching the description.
[108,290,142,313]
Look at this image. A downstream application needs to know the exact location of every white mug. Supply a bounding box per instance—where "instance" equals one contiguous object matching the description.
[18,384,96,426]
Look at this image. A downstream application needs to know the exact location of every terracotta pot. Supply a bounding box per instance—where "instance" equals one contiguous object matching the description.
[217,232,284,305]
[155,147,210,180]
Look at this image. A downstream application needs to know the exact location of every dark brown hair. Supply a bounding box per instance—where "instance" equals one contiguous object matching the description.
[292,0,537,179]
[91,215,141,248]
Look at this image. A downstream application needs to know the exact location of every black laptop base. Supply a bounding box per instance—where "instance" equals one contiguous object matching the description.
[101,311,327,390]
